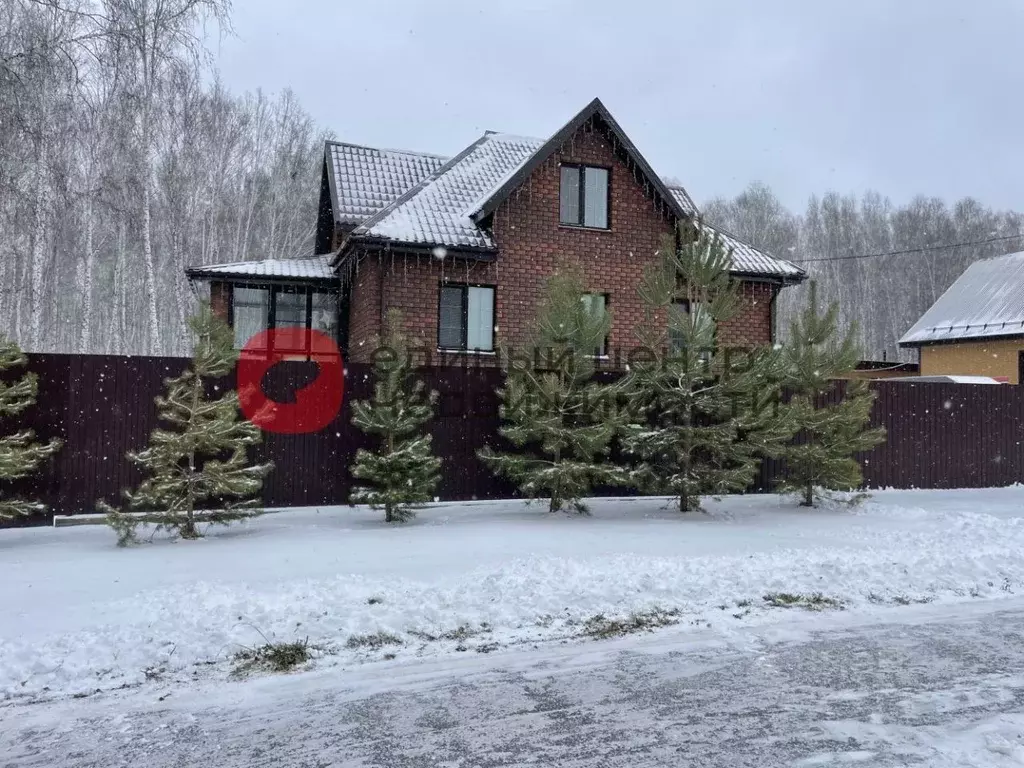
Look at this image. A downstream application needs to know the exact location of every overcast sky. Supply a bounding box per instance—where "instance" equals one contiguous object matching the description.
[215,0,1024,213]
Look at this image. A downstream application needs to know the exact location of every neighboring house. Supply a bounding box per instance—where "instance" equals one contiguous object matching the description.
[187,98,805,365]
[899,251,1024,383]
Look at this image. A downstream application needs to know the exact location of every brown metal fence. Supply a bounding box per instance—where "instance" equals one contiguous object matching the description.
[5,353,1024,522]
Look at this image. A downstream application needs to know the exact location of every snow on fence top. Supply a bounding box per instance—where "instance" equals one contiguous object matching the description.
[900,250,1024,346]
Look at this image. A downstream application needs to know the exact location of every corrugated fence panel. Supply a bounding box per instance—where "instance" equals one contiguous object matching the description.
[4,353,1024,525]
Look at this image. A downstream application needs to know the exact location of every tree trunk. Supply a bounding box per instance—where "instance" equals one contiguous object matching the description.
[182,370,202,539]
[385,430,394,522]
[802,481,814,508]
[79,198,96,353]
[171,229,190,353]
[28,134,48,350]
[141,173,162,355]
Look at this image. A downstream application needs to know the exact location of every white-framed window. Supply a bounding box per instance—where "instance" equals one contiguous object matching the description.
[581,293,609,357]
[559,164,609,229]
[438,284,495,352]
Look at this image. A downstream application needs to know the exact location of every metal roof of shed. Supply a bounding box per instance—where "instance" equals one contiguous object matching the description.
[899,251,1024,345]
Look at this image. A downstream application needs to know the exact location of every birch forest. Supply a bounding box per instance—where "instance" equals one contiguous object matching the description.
[3,0,1023,359]
[0,0,327,356]
[704,184,1024,361]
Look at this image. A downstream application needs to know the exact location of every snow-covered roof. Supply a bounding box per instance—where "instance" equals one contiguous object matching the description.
[899,251,1024,346]
[336,138,802,278]
[351,133,546,251]
[303,99,803,280]
[667,186,699,217]
[325,141,449,225]
[185,255,334,280]
[705,224,806,279]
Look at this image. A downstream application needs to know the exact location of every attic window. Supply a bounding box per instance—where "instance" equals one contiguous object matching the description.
[559,165,609,229]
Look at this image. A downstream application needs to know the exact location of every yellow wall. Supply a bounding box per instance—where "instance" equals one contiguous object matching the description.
[919,338,1024,383]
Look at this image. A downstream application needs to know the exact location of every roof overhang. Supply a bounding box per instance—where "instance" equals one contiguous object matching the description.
[899,331,1024,349]
[333,238,498,269]
[185,255,338,285]
[728,270,807,286]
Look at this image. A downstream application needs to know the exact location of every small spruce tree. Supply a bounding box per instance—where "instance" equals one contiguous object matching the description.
[479,266,625,514]
[0,339,62,519]
[350,311,441,522]
[101,304,272,545]
[622,224,791,512]
[780,282,886,506]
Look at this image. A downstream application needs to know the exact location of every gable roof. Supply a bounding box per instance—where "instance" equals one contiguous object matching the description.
[325,141,448,225]
[315,99,805,281]
[185,254,334,281]
[468,98,690,224]
[704,224,805,279]
[899,251,1024,346]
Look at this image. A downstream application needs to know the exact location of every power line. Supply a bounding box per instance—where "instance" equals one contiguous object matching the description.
[793,233,1024,264]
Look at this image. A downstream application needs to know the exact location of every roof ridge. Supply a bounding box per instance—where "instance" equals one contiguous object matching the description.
[324,138,449,160]
[468,97,689,225]
[351,133,495,237]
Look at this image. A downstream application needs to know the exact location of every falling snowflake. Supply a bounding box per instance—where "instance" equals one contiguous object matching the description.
[432,247,447,260]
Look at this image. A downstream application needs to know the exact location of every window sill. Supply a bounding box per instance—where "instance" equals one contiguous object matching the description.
[558,224,612,233]
[437,348,497,356]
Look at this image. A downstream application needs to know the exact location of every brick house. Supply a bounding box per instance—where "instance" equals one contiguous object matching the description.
[187,98,805,364]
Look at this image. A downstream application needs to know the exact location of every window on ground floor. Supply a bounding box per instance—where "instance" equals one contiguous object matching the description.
[438,284,495,352]
[230,284,339,353]
[581,293,609,357]
[669,299,715,362]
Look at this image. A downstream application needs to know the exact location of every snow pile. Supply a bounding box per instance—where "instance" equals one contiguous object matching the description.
[4,490,1024,701]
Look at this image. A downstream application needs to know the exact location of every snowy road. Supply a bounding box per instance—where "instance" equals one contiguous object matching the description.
[6,599,1024,767]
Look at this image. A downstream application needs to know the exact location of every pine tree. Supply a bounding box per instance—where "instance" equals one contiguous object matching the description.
[101,304,272,545]
[479,266,625,514]
[780,282,886,507]
[622,224,791,512]
[0,339,62,519]
[350,310,441,523]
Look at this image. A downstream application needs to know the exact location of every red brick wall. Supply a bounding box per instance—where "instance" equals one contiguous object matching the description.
[346,119,776,365]
[348,256,383,361]
[720,281,775,348]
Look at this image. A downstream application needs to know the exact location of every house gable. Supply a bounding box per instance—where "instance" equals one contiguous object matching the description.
[470,97,691,226]
[482,117,694,356]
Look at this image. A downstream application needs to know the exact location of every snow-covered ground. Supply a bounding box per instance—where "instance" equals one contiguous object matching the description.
[3,488,1024,704]
[7,598,1024,767]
